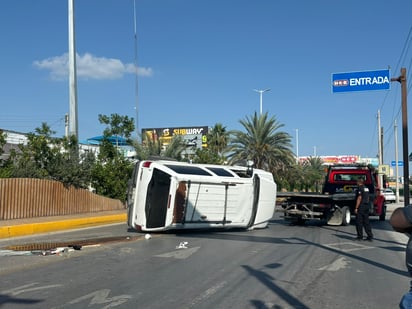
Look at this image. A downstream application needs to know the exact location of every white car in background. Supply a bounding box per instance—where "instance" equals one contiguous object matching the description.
[383,188,396,203]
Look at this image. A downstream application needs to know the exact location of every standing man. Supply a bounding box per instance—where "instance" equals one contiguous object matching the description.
[354,177,373,241]
[390,206,412,308]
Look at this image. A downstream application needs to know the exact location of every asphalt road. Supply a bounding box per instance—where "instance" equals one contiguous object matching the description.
[0,208,410,309]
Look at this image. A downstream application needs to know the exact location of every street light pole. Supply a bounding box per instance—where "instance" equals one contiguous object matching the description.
[253,88,271,115]
[68,0,78,139]
[295,128,299,162]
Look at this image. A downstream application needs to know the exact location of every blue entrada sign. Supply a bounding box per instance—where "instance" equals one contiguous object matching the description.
[332,69,390,93]
[391,160,404,167]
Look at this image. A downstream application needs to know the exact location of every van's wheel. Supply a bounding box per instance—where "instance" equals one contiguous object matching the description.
[341,206,351,226]
[379,205,387,221]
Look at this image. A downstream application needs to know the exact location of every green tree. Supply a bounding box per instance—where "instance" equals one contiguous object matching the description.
[133,133,187,161]
[8,124,94,188]
[279,161,304,191]
[0,130,5,158]
[51,135,96,188]
[98,113,135,146]
[0,130,13,178]
[206,123,230,162]
[227,112,295,177]
[91,152,132,202]
[192,148,221,164]
[10,123,59,178]
[301,156,325,192]
[90,114,137,202]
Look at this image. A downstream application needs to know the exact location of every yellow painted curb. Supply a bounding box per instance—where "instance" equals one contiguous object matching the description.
[0,213,127,239]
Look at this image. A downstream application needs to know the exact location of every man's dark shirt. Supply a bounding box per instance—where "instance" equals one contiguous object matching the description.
[355,184,370,209]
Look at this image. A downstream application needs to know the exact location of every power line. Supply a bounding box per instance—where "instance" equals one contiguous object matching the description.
[376,25,412,161]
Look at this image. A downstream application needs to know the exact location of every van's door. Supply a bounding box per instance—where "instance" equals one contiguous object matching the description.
[145,168,172,229]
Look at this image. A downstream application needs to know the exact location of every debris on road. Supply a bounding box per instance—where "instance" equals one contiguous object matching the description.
[176,241,188,249]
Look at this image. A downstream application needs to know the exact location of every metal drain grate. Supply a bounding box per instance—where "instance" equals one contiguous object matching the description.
[3,236,141,251]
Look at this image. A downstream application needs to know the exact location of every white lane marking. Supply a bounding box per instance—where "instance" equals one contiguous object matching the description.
[323,242,373,252]
[2,282,62,296]
[318,257,351,271]
[154,246,200,259]
[66,289,132,308]
[190,281,227,306]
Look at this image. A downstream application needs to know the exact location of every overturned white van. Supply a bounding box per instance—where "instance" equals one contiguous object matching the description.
[126,160,277,232]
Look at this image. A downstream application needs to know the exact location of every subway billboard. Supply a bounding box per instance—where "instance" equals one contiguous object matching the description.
[141,126,208,153]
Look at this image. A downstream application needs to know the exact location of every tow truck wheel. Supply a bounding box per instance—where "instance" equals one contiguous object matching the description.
[341,206,351,226]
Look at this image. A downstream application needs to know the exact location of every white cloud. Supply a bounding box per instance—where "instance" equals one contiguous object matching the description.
[33,53,153,80]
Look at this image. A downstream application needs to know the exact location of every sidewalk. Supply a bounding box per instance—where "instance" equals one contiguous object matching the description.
[0,210,127,239]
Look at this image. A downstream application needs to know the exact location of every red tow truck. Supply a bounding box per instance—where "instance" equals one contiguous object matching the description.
[277,164,386,225]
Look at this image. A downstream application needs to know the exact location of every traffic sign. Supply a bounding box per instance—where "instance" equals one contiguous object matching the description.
[332,69,390,93]
[391,160,404,167]
[379,164,390,175]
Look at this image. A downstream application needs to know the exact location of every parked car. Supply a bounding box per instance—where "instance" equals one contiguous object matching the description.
[383,188,396,203]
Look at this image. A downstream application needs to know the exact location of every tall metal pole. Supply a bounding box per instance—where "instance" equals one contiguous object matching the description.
[377,110,384,193]
[377,110,382,165]
[68,0,78,139]
[133,0,139,140]
[391,68,409,206]
[65,114,69,137]
[295,128,299,162]
[253,89,270,116]
[395,120,400,203]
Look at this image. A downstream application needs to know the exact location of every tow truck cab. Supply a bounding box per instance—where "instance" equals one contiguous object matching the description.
[322,164,386,219]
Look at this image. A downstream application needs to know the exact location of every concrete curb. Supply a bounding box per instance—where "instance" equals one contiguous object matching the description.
[0,213,127,239]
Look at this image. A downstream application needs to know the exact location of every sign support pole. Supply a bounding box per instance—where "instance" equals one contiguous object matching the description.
[391,68,409,206]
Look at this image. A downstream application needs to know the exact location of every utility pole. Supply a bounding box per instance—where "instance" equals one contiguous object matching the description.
[68,0,78,139]
[377,110,382,165]
[65,114,69,137]
[133,0,139,140]
[395,120,400,203]
[391,68,409,206]
[377,110,384,192]
[380,126,384,162]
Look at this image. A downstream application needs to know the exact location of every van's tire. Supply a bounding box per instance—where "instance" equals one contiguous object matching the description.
[379,205,387,221]
[341,206,351,226]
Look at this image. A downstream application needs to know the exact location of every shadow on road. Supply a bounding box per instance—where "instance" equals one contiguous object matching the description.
[243,264,310,309]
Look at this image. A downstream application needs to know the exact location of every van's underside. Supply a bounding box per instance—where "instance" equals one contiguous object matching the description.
[141,170,262,231]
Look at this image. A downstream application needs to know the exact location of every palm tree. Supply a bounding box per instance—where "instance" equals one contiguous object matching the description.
[133,133,187,161]
[207,123,230,162]
[227,112,295,173]
[302,156,326,192]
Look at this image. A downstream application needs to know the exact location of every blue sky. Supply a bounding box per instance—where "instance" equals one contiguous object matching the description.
[1,0,411,165]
